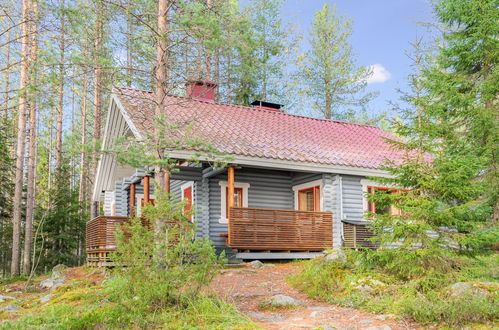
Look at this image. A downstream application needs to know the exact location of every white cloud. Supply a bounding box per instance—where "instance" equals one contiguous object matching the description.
[365,64,391,84]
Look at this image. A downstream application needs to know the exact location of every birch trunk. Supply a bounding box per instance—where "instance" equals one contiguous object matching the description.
[11,0,30,276]
[23,0,39,275]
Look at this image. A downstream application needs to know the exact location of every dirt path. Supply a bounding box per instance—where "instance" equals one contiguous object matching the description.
[211,262,416,330]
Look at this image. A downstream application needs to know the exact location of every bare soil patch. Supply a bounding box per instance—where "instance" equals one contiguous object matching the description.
[211,262,417,329]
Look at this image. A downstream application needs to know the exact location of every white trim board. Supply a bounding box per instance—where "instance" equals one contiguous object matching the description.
[292,179,323,211]
[218,181,250,224]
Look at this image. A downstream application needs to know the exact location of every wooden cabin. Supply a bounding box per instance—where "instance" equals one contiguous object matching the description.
[87,80,405,265]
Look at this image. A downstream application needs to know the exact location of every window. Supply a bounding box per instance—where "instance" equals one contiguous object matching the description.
[181,182,194,222]
[219,181,250,223]
[298,186,321,211]
[293,180,322,212]
[136,194,155,217]
[366,186,405,216]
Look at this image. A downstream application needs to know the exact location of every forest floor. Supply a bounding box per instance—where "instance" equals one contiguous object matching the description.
[211,262,417,330]
[0,262,420,329]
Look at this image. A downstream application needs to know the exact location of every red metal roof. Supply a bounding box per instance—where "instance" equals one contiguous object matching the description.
[114,86,405,170]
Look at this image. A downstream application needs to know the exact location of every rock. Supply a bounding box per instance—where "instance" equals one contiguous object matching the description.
[310,311,318,317]
[40,294,54,303]
[354,284,373,291]
[308,306,331,311]
[323,251,347,263]
[51,264,67,277]
[349,315,359,321]
[360,318,374,324]
[262,263,276,269]
[39,276,66,291]
[0,295,21,303]
[375,315,387,320]
[247,312,286,322]
[0,304,20,312]
[248,260,264,269]
[380,325,392,330]
[267,294,303,306]
[220,269,257,274]
[449,282,489,297]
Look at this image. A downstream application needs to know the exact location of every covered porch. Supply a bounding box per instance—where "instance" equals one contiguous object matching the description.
[87,163,338,264]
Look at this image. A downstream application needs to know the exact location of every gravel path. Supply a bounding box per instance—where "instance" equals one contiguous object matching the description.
[211,262,417,330]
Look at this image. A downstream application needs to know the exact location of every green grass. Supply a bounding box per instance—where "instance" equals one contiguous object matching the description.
[1,270,256,329]
[288,252,498,327]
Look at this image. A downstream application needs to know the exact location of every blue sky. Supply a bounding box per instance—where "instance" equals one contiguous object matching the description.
[245,0,437,118]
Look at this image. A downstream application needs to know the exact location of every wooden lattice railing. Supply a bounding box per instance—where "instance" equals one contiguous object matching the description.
[228,207,333,251]
[86,216,128,266]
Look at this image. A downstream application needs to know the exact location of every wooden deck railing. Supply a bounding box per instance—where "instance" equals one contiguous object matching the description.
[228,207,333,251]
[86,216,128,265]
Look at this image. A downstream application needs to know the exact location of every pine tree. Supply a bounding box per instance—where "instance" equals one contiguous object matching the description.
[297,4,375,120]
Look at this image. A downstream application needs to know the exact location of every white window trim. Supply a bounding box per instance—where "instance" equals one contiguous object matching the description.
[292,179,323,211]
[135,193,156,217]
[219,181,250,223]
[360,179,401,212]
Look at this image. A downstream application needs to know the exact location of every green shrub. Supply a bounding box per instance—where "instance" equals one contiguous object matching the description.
[289,250,498,327]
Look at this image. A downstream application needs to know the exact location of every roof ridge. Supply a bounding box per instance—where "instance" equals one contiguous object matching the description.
[113,85,383,130]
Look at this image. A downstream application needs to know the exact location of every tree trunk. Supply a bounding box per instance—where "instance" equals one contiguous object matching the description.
[91,0,104,218]
[3,28,11,122]
[23,0,39,275]
[78,68,88,265]
[126,1,133,87]
[324,77,332,119]
[56,0,65,173]
[78,69,88,210]
[11,0,30,276]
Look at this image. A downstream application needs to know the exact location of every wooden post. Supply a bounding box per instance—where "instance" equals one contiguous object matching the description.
[164,170,170,193]
[143,176,150,204]
[130,183,136,217]
[227,166,235,246]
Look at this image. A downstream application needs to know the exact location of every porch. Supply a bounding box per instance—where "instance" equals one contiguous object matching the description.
[228,207,332,251]
[86,206,333,265]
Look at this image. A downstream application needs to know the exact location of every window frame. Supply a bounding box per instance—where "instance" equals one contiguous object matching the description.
[218,181,250,223]
[292,179,323,212]
[181,181,194,222]
[135,193,156,217]
[361,179,407,217]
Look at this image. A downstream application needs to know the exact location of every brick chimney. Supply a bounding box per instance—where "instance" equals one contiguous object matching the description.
[185,79,217,102]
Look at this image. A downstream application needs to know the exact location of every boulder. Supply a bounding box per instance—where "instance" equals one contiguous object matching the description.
[0,295,21,303]
[323,251,347,263]
[0,304,20,312]
[51,264,67,277]
[39,277,66,291]
[248,260,264,269]
[40,294,54,303]
[449,282,489,297]
[267,294,303,306]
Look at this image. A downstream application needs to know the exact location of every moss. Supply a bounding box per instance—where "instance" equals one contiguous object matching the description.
[289,252,499,327]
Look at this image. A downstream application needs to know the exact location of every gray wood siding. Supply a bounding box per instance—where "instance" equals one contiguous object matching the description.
[209,168,295,246]
[291,172,322,186]
[341,175,365,223]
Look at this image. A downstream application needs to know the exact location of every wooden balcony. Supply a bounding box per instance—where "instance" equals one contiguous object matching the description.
[228,207,333,252]
[86,216,128,266]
